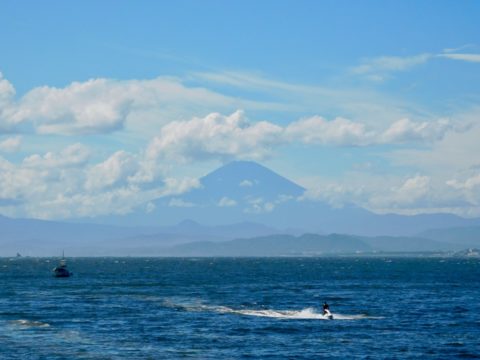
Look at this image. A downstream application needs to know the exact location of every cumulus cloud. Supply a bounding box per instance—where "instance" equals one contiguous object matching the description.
[145,111,465,164]
[239,179,254,187]
[448,174,480,191]
[0,136,21,152]
[0,73,264,136]
[380,118,461,143]
[447,173,480,206]
[388,108,480,174]
[0,73,15,104]
[244,197,275,214]
[0,142,201,219]
[388,175,431,206]
[218,196,237,207]
[0,73,17,130]
[17,79,134,135]
[301,172,478,217]
[146,110,283,163]
[22,143,91,168]
[285,116,372,146]
[289,115,462,146]
[85,151,140,190]
[0,103,471,219]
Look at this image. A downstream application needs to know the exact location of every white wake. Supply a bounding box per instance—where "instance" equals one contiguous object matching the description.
[163,298,382,320]
[211,305,380,320]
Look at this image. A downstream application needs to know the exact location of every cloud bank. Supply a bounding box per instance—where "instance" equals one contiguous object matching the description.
[0,66,479,219]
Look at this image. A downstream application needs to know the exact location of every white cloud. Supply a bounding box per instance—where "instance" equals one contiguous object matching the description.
[22,143,91,168]
[351,54,431,80]
[0,136,21,152]
[285,116,372,146]
[11,79,132,135]
[443,44,477,53]
[0,142,201,219]
[218,196,237,207]
[239,179,254,187]
[85,151,140,190]
[0,74,276,136]
[146,110,283,163]
[349,51,480,83]
[380,118,460,143]
[448,174,480,191]
[242,194,296,214]
[438,53,480,63]
[447,173,480,207]
[388,107,480,175]
[244,197,275,214]
[168,198,196,207]
[388,175,431,207]
[0,73,15,105]
[145,111,465,165]
[0,73,17,130]
[301,172,478,217]
[161,177,201,197]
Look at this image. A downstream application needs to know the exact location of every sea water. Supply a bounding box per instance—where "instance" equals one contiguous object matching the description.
[0,257,479,359]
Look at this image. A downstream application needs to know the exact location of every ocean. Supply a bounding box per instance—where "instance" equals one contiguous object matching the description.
[0,257,479,359]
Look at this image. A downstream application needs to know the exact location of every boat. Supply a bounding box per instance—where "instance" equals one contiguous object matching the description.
[52,252,72,278]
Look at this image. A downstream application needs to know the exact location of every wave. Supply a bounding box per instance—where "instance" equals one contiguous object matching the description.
[10,319,50,328]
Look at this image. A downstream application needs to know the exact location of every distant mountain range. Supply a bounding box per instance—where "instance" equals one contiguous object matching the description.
[2,160,480,256]
[1,212,478,256]
[0,215,280,256]
[163,233,470,257]
[102,160,480,236]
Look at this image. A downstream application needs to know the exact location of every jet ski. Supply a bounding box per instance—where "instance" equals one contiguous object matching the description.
[323,309,334,320]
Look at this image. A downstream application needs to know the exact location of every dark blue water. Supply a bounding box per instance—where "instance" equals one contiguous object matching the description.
[1,257,479,359]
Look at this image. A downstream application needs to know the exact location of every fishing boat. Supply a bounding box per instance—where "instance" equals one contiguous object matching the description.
[53,252,72,277]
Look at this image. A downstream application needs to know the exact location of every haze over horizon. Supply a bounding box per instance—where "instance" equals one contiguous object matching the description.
[1,1,480,223]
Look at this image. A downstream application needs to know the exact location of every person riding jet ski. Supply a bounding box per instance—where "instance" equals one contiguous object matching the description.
[322,302,333,319]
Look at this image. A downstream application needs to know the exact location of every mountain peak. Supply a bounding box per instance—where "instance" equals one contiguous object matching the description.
[188,160,305,203]
[176,219,202,229]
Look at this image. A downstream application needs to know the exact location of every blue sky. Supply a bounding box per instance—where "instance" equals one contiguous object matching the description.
[0,1,480,220]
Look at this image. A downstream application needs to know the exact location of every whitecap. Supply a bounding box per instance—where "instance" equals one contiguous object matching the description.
[11,319,51,328]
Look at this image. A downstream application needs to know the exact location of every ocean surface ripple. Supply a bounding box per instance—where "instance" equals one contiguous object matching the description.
[0,257,479,359]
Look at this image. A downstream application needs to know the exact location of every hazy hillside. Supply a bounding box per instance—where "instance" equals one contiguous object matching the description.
[164,233,371,256]
[361,235,460,252]
[0,215,281,256]
[162,233,460,257]
[419,226,480,247]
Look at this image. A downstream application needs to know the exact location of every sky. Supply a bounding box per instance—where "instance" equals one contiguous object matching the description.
[0,0,480,220]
